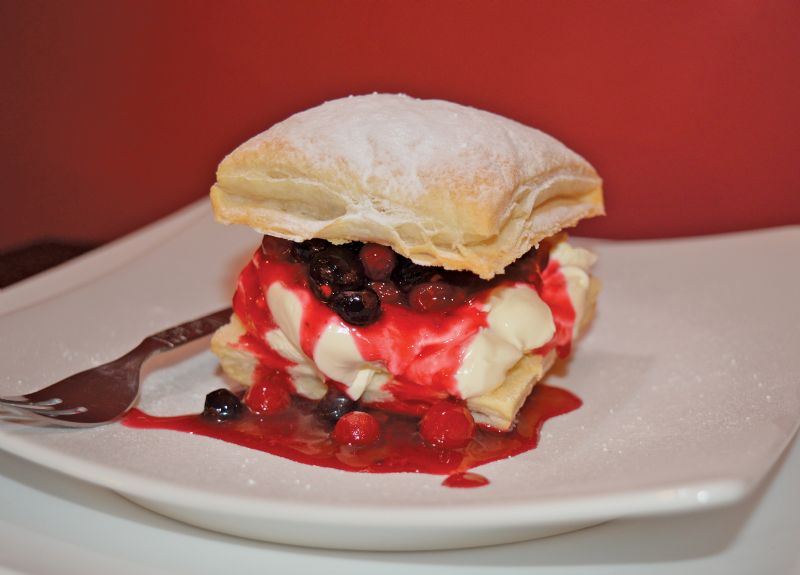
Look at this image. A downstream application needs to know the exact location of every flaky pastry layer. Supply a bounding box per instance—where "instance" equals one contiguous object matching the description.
[210,94,603,279]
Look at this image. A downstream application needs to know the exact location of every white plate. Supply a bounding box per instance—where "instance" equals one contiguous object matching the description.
[1,202,799,551]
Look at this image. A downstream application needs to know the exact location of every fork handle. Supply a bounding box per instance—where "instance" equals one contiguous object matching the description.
[145,307,233,349]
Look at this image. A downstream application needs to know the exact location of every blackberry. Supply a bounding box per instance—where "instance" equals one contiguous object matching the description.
[391,257,435,290]
[329,288,381,325]
[316,387,356,423]
[310,247,365,290]
[202,388,242,421]
[260,236,292,261]
[309,277,334,302]
[291,238,330,262]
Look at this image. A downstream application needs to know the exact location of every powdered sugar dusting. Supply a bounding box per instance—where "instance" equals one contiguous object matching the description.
[214,93,602,278]
[244,93,585,203]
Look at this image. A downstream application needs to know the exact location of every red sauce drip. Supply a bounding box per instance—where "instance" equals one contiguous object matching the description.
[535,262,577,358]
[442,472,490,488]
[122,383,581,486]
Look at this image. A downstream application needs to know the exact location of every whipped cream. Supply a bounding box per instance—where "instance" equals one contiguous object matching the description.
[258,240,596,406]
[265,282,392,402]
[550,241,597,339]
[455,285,555,398]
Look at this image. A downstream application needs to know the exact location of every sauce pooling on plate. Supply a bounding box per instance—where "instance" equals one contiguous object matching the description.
[123,383,580,488]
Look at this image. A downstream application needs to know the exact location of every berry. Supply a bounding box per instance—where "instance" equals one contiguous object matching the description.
[368,281,405,305]
[309,278,334,302]
[316,387,356,422]
[535,244,550,273]
[291,238,330,262]
[442,269,481,291]
[245,380,291,415]
[332,411,381,446]
[359,243,397,280]
[419,401,475,449]
[343,241,365,254]
[329,288,382,325]
[310,247,365,290]
[202,388,243,421]
[408,282,465,312]
[260,236,293,261]
[391,257,435,289]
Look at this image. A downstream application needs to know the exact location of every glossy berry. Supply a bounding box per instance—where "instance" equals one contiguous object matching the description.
[310,247,365,290]
[408,282,465,312]
[359,243,397,280]
[332,411,381,446]
[535,245,550,273]
[245,380,291,415]
[391,258,434,289]
[291,238,330,262]
[202,388,243,421]
[316,387,356,423]
[329,288,382,325]
[368,281,405,305]
[419,401,475,449]
[309,278,334,302]
[260,236,293,261]
[442,269,481,291]
[343,241,365,254]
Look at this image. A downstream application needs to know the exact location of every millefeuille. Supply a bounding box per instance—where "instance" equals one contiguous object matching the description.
[208,93,604,432]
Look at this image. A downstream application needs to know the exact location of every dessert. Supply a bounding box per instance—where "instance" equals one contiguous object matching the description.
[125,94,603,485]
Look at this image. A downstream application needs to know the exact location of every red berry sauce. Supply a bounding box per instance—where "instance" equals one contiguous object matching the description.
[123,383,581,486]
[225,241,576,417]
[442,472,491,488]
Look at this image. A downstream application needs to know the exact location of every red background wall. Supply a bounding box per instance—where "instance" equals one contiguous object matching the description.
[1,0,798,251]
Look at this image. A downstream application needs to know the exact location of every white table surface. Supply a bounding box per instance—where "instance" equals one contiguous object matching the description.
[1,433,798,574]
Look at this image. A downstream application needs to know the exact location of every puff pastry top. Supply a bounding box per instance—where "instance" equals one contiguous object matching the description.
[210,94,603,278]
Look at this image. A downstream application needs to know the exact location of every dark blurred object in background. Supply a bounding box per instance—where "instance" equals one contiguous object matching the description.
[0,240,97,288]
[1,0,798,252]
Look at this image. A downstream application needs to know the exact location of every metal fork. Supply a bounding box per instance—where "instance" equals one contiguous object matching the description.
[0,307,232,427]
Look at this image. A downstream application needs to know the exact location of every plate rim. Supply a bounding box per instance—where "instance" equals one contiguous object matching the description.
[0,425,750,527]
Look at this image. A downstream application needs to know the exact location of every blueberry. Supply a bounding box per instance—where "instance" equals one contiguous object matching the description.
[535,245,550,273]
[316,387,356,423]
[310,247,365,290]
[329,288,381,325]
[391,257,435,290]
[441,269,480,289]
[343,241,365,254]
[260,236,293,261]
[202,388,242,421]
[291,238,330,262]
[309,277,334,302]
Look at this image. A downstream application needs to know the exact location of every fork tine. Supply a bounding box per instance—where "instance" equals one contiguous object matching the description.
[30,406,88,416]
[0,406,85,426]
[0,401,86,415]
[0,307,233,427]
[0,400,87,416]
[0,411,44,425]
[0,396,63,408]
